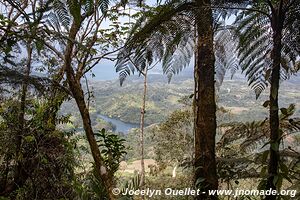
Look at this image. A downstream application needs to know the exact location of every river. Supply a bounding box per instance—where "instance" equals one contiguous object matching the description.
[97,114,140,134]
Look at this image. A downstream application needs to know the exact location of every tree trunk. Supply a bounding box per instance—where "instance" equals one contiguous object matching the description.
[1,41,34,196]
[64,22,115,200]
[140,68,147,188]
[266,10,284,200]
[194,0,218,199]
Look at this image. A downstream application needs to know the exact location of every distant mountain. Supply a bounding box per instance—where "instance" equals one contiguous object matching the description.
[60,70,300,126]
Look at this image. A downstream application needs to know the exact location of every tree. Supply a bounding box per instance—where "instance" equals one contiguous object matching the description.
[218,104,300,199]
[44,1,131,199]
[115,1,239,198]
[150,109,194,177]
[233,1,300,198]
[0,1,71,195]
[0,4,78,197]
[1,0,130,198]
[193,2,218,198]
[116,27,162,187]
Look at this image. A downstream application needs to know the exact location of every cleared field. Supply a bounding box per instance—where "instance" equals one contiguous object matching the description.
[119,159,157,173]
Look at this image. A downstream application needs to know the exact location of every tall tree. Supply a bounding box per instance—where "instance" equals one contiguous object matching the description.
[0,1,77,197]
[1,0,133,198]
[116,45,159,188]
[44,1,131,199]
[234,1,300,198]
[116,1,238,199]
[193,1,218,198]
[0,0,49,194]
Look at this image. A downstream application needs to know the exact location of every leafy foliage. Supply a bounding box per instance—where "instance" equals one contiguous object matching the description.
[116,0,238,86]
[216,104,300,196]
[0,99,77,199]
[95,129,127,175]
[234,3,300,98]
[218,104,300,152]
[0,66,67,95]
[150,110,193,168]
[119,174,141,199]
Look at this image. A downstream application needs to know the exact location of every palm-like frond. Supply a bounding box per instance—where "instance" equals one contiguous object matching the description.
[98,0,111,14]
[52,0,71,30]
[0,66,68,94]
[235,4,300,98]
[215,28,239,88]
[116,0,239,86]
[46,0,112,32]
[115,3,195,85]
[82,0,95,13]
[218,104,300,152]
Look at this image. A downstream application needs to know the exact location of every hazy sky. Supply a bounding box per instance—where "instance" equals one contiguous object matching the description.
[90,0,235,81]
[89,0,170,81]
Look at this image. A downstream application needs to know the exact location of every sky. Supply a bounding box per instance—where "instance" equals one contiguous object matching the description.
[88,0,171,81]
[89,0,236,81]
[86,58,194,81]
[3,0,233,82]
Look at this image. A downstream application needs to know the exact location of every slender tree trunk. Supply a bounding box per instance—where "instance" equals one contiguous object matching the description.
[17,42,32,147]
[1,41,33,196]
[140,68,148,188]
[194,0,218,199]
[66,60,115,200]
[1,40,33,196]
[64,22,115,200]
[266,11,284,200]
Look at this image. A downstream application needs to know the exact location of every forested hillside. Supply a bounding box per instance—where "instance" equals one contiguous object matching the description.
[1,0,299,200]
[61,74,300,126]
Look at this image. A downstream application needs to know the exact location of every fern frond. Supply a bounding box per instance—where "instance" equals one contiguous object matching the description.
[82,0,94,13]
[98,0,110,14]
[52,0,71,30]
[235,3,300,98]
[0,66,69,95]
[214,29,239,88]
[116,3,195,84]
[218,104,300,153]
[67,0,81,24]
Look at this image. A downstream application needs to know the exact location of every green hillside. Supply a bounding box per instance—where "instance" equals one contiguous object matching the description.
[61,74,300,125]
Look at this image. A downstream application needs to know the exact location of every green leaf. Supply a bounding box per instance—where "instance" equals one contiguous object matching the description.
[41,157,48,164]
[35,40,44,55]
[271,142,279,151]
[273,175,279,186]
[280,108,288,115]
[260,166,268,177]
[68,0,81,25]
[24,135,35,143]
[261,150,269,163]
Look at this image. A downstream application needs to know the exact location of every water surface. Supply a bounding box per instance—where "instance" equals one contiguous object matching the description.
[98,114,139,134]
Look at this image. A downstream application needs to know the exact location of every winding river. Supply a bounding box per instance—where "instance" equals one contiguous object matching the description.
[97,114,140,134]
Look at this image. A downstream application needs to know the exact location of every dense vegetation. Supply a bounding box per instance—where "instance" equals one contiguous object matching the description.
[0,0,299,200]
[60,74,300,126]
